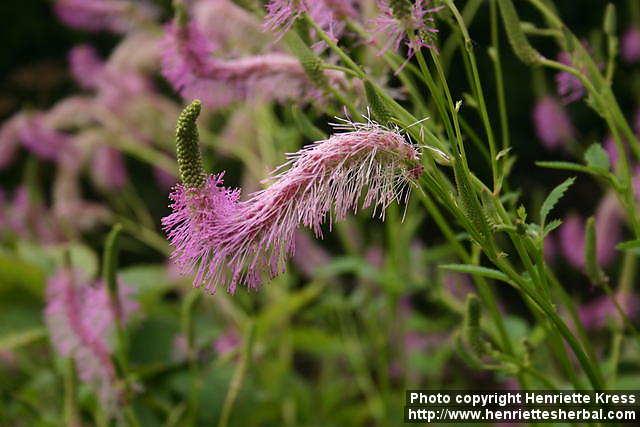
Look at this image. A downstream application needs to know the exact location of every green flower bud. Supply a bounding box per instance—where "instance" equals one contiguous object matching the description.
[176,100,206,188]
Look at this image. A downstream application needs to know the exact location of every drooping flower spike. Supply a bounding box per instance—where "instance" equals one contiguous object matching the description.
[161,20,343,108]
[163,101,422,293]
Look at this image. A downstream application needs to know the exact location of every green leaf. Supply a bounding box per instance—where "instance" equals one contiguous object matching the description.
[0,327,46,351]
[540,177,575,226]
[543,219,563,236]
[616,239,640,254]
[440,264,511,283]
[584,143,610,171]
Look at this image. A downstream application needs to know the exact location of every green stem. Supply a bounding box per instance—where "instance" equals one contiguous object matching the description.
[490,0,510,151]
[182,290,203,426]
[63,359,82,427]
[218,320,255,427]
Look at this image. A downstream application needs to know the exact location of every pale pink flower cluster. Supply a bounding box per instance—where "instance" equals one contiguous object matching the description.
[532,96,575,150]
[45,269,138,412]
[559,194,624,269]
[161,21,341,109]
[54,0,159,34]
[163,122,421,293]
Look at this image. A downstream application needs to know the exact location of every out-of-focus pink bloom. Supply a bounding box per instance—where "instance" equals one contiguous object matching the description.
[559,194,624,269]
[0,188,6,234]
[622,27,640,64]
[69,44,104,89]
[18,114,72,162]
[263,0,358,42]
[213,329,241,356]
[370,0,442,64]
[69,44,151,109]
[194,0,266,55]
[52,164,109,233]
[292,231,331,277]
[543,234,557,263]
[45,96,97,130]
[5,186,60,243]
[559,214,586,268]
[161,21,340,109]
[0,114,24,170]
[163,122,421,293]
[633,166,640,200]
[54,0,158,34]
[532,96,575,150]
[45,269,138,412]
[604,135,619,167]
[556,52,585,104]
[109,31,162,73]
[579,292,639,330]
[90,145,128,190]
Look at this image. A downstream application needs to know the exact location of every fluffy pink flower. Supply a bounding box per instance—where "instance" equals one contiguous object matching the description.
[263,0,357,42]
[532,96,575,149]
[559,194,624,269]
[45,269,137,411]
[371,0,442,63]
[90,145,128,190]
[622,27,640,64]
[161,21,340,108]
[54,0,158,33]
[555,51,585,104]
[163,122,421,293]
[579,292,639,330]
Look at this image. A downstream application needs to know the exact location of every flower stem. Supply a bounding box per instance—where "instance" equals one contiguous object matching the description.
[218,320,255,427]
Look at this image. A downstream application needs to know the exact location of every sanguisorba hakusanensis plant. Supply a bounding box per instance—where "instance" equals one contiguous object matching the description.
[8,0,640,424]
[159,0,640,393]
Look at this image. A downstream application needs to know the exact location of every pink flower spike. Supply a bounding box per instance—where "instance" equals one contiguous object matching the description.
[45,269,138,413]
[163,120,421,293]
[532,96,575,150]
[622,27,640,64]
[91,145,128,190]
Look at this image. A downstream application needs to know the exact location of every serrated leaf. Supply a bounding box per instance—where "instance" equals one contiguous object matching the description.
[540,177,575,227]
[543,219,563,236]
[584,143,610,171]
[440,264,511,283]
